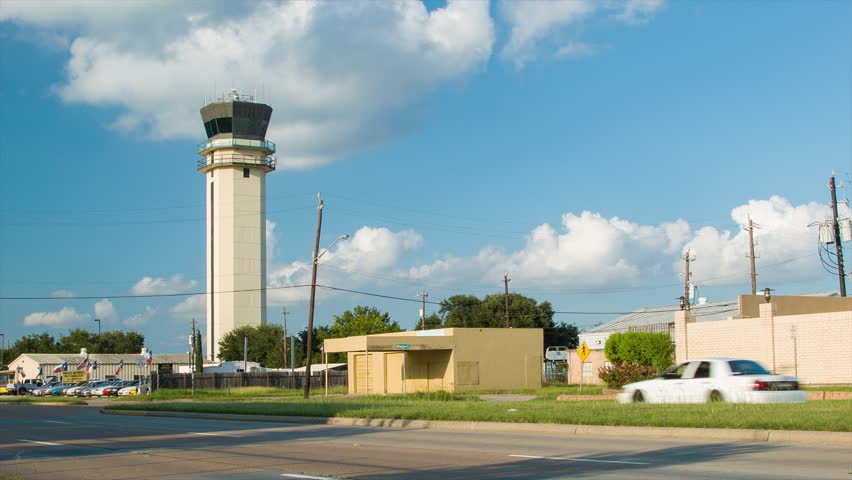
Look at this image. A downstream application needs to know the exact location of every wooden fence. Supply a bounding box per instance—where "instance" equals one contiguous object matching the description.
[153,372,348,391]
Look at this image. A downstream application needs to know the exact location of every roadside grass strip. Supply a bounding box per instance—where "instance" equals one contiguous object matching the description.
[104,393,852,432]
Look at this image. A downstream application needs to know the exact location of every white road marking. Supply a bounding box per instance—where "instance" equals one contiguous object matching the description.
[188,432,244,438]
[510,454,649,465]
[43,420,70,424]
[281,474,343,480]
[19,439,63,446]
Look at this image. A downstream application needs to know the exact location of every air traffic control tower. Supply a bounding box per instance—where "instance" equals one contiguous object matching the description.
[198,90,275,360]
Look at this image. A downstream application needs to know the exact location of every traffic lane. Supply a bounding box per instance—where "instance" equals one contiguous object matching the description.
[2,404,850,479]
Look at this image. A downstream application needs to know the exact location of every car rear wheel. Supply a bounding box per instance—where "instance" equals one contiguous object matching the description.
[632,390,645,403]
[709,390,724,403]
[18,388,26,396]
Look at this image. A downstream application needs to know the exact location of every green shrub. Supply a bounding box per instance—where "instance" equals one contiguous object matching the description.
[604,331,673,371]
[598,362,657,388]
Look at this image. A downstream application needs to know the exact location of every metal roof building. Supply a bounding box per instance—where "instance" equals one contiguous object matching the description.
[7,351,191,382]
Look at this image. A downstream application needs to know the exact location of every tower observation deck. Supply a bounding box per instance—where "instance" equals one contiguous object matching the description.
[199,89,275,360]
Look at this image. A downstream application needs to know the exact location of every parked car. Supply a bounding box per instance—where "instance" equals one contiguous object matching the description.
[89,380,125,397]
[30,382,63,396]
[117,380,150,396]
[5,378,44,396]
[102,381,133,397]
[65,380,100,396]
[47,383,74,396]
[617,358,807,404]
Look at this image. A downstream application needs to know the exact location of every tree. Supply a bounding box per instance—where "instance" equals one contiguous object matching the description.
[544,322,579,349]
[415,313,443,330]
[194,331,203,373]
[218,324,286,368]
[440,293,555,329]
[57,329,144,354]
[479,293,554,328]
[329,306,401,338]
[439,295,484,327]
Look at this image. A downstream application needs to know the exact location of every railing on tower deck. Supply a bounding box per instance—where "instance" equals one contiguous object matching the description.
[197,138,276,154]
[197,153,276,171]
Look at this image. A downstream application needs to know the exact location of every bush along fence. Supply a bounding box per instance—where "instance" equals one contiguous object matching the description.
[152,372,348,391]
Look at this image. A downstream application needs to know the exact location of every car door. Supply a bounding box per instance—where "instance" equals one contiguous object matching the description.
[679,361,712,402]
[655,362,693,403]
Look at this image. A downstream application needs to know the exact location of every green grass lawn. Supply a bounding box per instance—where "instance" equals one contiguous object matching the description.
[105,388,851,432]
[0,396,86,405]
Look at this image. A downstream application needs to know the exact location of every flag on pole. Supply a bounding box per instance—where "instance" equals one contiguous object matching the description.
[115,359,124,376]
[145,349,153,364]
[17,366,26,378]
[86,361,98,375]
[37,366,43,378]
[76,357,89,370]
[54,361,68,373]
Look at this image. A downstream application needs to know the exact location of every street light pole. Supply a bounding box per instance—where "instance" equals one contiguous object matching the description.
[94,318,101,336]
[0,333,5,370]
[304,194,349,399]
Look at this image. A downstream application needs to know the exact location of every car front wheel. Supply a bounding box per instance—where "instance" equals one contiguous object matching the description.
[632,390,645,403]
[709,390,724,403]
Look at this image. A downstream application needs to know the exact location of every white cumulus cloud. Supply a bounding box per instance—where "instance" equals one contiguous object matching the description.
[4,0,494,168]
[94,298,117,322]
[267,226,423,303]
[406,196,836,292]
[24,307,90,327]
[171,294,206,321]
[131,275,197,295]
[682,196,841,286]
[124,306,159,328]
[498,0,665,68]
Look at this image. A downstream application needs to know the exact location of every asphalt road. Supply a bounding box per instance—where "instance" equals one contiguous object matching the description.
[1,404,849,480]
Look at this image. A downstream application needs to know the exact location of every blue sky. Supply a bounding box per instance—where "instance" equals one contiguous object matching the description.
[1,0,850,355]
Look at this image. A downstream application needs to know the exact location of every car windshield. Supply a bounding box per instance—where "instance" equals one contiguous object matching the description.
[729,360,770,375]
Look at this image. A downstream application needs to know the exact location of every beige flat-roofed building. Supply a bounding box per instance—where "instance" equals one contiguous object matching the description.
[324,328,543,395]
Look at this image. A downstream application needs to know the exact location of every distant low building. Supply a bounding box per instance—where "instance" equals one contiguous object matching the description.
[6,348,191,382]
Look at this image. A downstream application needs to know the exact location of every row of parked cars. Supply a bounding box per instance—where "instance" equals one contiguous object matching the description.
[25,379,150,397]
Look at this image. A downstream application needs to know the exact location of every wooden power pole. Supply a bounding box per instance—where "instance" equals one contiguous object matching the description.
[503,273,511,327]
[682,251,695,310]
[829,175,847,297]
[417,288,428,329]
[282,306,288,369]
[745,218,760,295]
[304,194,323,398]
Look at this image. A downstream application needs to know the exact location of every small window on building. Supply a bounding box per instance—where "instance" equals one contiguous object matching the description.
[243,168,250,178]
[582,362,593,377]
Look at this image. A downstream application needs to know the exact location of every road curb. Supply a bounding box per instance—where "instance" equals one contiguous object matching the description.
[100,409,852,446]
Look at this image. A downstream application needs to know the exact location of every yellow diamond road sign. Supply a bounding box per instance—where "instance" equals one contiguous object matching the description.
[577,341,591,362]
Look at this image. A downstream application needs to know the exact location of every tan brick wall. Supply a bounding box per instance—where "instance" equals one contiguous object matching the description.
[678,306,852,385]
[566,350,606,385]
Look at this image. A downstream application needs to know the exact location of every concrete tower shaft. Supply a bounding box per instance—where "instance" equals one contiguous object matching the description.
[198,90,275,361]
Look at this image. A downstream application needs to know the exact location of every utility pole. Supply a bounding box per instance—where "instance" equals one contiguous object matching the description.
[745,218,761,295]
[503,273,511,327]
[282,307,288,369]
[304,193,323,398]
[829,175,847,297]
[682,251,695,310]
[417,288,428,329]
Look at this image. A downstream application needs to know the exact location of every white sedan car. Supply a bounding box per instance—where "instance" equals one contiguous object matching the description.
[617,358,807,404]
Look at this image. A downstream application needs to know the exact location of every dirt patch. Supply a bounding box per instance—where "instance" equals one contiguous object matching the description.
[479,394,537,402]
